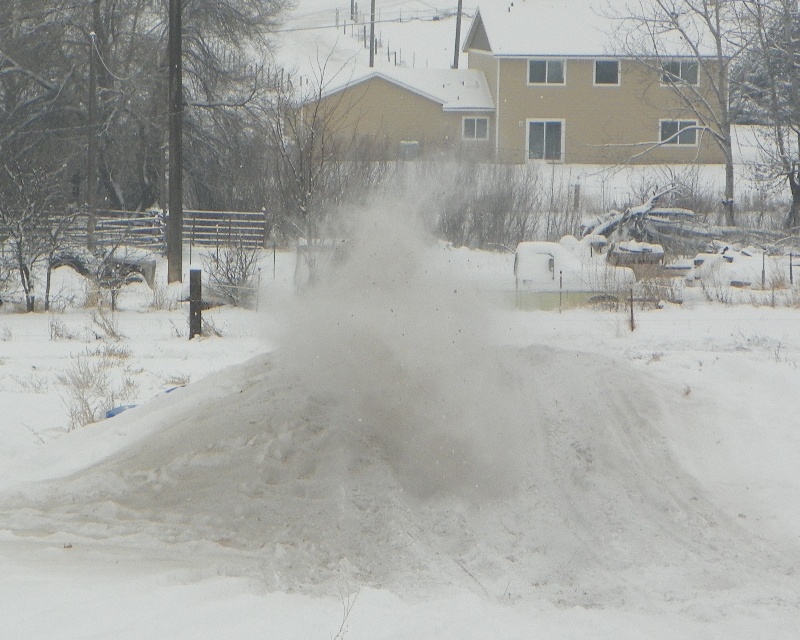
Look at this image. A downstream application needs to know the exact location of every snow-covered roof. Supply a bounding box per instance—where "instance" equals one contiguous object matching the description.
[321,68,495,112]
[464,1,619,57]
[464,0,720,58]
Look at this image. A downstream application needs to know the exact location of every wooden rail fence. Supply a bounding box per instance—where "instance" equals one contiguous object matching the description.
[67,209,270,250]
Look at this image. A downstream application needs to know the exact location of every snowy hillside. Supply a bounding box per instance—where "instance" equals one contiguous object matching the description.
[276,0,476,80]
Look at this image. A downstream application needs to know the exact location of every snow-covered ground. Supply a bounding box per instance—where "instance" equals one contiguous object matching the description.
[2,204,800,638]
[2,1,799,636]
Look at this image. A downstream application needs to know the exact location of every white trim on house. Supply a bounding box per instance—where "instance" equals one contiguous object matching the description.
[495,57,501,154]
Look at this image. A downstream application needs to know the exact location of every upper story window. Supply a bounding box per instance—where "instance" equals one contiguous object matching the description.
[660,119,698,145]
[594,60,620,85]
[662,60,699,85]
[528,59,565,85]
[463,117,489,140]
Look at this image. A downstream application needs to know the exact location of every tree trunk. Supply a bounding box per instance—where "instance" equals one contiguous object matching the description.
[723,156,735,227]
[45,262,52,311]
[787,171,800,230]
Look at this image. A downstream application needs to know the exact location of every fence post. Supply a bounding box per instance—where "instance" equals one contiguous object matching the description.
[629,287,635,332]
[790,253,794,286]
[189,268,202,339]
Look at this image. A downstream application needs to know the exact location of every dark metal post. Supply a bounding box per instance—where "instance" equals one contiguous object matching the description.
[559,270,563,314]
[167,0,184,283]
[791,253,794,285]
[369,0,376,67]
[630,288,636,331]
[189,269,201,339]
[453,0,463,69]
[87,23,98,250]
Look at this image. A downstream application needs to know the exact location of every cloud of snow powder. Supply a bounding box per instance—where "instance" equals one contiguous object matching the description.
[273,202,528,500]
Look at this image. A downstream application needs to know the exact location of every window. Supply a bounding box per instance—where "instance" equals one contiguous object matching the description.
[661,60,698,85]
[528,59,565,85]
[660,120,697,145]
[463,117,489,140]
[528,120,563,161]
[594,60,619,85]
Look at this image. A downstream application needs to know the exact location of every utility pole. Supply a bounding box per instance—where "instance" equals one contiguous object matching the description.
[167,0,183,283]
[369,0,376,67]
[453,0,463,69]
[87,28,97,250]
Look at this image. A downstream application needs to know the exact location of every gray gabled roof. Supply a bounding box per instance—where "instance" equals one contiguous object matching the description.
[463,1,617,57]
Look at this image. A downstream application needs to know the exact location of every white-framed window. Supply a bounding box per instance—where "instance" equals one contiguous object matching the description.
[528,119,564,161]
[661,60,699,85]
[528,59,565,85]
[594,59,620,85]
[462,117,489,140]
[660,119,698,145]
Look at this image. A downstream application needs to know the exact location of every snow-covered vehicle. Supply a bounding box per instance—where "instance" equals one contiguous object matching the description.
[689,245,789,289]
[514,237,635,307]
[606,240,665,266]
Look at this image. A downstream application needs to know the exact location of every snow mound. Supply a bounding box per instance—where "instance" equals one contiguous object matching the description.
[4,345,786,604]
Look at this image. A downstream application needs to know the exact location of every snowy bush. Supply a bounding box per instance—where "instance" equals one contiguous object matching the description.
[57,344,138,430]
[90,308,124,341]
[412,161,586,248]
[49,317,79,341]
[202,242,260,308]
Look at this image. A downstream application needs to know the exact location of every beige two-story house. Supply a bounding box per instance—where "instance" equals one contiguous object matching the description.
[463,1,726,165]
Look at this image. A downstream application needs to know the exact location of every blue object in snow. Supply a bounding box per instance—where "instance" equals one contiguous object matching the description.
[106,404,137,418]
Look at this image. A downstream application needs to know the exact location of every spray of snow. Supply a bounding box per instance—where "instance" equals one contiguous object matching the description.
[274,204,527,499]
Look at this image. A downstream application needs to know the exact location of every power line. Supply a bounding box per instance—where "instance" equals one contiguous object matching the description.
[275,12,473,34]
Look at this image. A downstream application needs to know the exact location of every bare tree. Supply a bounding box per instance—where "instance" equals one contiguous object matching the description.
[612,0,746,225]
[261,60,382,284]
[2,0,289,215]
[735,0,800,230]
[0,162,68,311]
